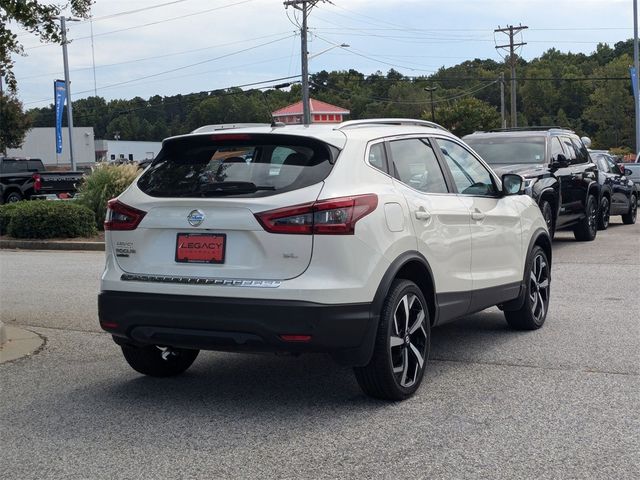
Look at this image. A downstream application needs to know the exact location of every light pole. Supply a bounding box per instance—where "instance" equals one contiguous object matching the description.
[634,0,640,155]
[424,86,437,122]
[53,15,80,170]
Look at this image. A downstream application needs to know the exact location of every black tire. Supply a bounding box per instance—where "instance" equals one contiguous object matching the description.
[504,245,551,330]
[4,191,23,203]
[597,196,610,230]
[622,194,637,224]
[354,279,430,401]
[573,194,598,241]
[121,344,199,377]
[539,200,555,239]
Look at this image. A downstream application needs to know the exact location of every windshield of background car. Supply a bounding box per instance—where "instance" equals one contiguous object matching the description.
[138,133,337,198]
[464,136,546,164]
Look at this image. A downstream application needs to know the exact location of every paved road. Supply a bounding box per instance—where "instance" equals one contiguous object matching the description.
[1,219,639,479]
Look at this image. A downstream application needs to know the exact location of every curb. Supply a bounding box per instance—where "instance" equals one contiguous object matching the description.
[0,320,6,347]
[0,239,104,251]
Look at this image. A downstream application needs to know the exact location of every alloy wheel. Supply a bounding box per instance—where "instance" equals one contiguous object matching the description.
[588,199,597,235]
[389,293,427,388]
[529,253,550,323]
[601,198,609,229]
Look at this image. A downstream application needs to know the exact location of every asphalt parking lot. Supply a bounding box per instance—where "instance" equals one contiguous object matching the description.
[1,219,639,479]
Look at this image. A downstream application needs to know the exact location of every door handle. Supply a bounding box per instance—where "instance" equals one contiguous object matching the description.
[414,210,431,220]
[471,210,486,221]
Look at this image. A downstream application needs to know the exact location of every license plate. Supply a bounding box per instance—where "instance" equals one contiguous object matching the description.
[175,233,226,264]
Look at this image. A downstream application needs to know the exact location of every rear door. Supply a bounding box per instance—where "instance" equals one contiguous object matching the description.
[111,133,337,280]
[558,136,583,223]
[434,137,523,294]
[605,157,631,214]
[386,137,473,319]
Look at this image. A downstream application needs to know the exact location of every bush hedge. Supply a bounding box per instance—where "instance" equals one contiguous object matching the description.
[77,163,140,229]
[0,201,97,239]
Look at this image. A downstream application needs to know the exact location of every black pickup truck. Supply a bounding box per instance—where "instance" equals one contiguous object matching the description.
[463,128,600,241]
[0,157,84,203]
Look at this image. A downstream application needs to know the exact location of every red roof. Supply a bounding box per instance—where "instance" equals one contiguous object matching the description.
[272,99,350,116]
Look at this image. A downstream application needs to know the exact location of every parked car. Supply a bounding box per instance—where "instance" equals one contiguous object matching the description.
[98,119,552,401]
[589,151,637,228]
[0,157,83,203]
[463,127,600,240]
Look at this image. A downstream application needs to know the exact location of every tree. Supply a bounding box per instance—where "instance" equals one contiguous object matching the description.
[1,1,93,93]
[432,97,500,137]
[0,92,31,154]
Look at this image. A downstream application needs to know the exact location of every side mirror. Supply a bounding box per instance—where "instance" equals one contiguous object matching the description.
[624,168,632,176]
[553,154,570,168]
[501,173,524,196]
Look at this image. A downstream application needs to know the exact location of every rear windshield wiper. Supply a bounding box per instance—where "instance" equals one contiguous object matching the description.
[199,181,276,196]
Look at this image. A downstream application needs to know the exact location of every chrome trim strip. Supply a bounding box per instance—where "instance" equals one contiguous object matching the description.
[121,273,281,288]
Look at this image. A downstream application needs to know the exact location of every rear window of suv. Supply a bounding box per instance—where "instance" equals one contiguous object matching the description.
[138,134,338,198]
[464,135,546,164]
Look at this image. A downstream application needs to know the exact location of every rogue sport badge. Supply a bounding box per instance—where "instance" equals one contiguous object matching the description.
[187,209,205,227]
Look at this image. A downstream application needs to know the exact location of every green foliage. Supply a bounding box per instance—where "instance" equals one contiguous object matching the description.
[0,93,32,152]
[432,97,501,137]
[77,163,140,229]
[1,1,93,93]
[0,202,20,235]
[0,201,96,239]
[23,38,638,151]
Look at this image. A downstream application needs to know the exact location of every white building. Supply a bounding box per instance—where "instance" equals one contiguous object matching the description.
[6,127,96,167]
[95,140,162,163]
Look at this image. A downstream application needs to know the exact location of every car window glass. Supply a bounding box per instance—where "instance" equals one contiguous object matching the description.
[27,160,43,171]
[560,137,577,162]
[368,142,387,173]
[388,138,448,194]
[1,161,23,174]
[596,157,608,172]
[606,158,620,175]
[436,138,496,196]
[571,138,588,164]
[550,137,564,161]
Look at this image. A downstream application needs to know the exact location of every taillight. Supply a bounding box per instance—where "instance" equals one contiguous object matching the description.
[255,194,378,235]
[104,199,146,231]
[32,173,41,192]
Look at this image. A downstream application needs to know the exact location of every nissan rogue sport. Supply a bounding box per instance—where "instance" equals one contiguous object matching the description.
[98,119,552,400]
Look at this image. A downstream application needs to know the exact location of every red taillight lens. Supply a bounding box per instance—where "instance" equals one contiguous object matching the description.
[104,199,146,231]
[32,173,41,192]
[279,334,312,342]
[255,194,378,235]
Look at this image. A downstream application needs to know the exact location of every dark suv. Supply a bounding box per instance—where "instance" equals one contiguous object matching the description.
[463,128,599,240]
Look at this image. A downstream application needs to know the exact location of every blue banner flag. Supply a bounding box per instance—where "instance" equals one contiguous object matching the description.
[54,80,67,154]
[631,67,638,104]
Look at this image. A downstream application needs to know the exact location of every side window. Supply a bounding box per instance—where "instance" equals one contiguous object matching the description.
[27,160,43,171]
[561,137,577,163]
[571,138,588,164]
[436,138,497,196]
[368,142,387,173]
[596,158,609,172]
[606,158,620,175]
[1,161,22,173]
[550,137,564,161]
[388,138,448,194]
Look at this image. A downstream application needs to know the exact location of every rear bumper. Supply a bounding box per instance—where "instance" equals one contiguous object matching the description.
[98,291,377,366]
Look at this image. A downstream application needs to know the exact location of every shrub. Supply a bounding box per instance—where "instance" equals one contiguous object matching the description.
[77,163,140,229]
[4,201,97,239]
[0,202,22,235]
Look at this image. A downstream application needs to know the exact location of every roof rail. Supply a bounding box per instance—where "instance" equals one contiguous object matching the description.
[336,118,448,131]
[191,123,273,134]
[488,126,573,133]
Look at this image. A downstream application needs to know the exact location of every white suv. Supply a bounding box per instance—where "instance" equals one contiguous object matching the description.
[99,119,552,400]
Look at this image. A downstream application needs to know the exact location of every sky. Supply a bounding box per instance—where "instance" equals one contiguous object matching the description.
[8,0,637,109]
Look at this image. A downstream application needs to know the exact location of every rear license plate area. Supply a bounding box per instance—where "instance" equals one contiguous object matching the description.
[175,233,226,264]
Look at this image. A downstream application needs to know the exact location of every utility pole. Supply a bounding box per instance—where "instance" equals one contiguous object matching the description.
[56,16,80,170]
[499,72,506,128]
[495,24,527,127]
[283,0,326,126]
[424,86,437,122]
[634,0,640,155]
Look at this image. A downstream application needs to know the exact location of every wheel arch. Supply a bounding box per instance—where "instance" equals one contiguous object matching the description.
[372,251,437,327]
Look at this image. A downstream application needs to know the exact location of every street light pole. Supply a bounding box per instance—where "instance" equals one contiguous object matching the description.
[58,16,79,170]
[633,0,640,155]
[424,86,437,122]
